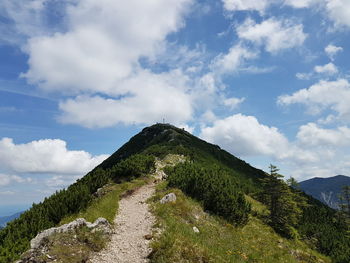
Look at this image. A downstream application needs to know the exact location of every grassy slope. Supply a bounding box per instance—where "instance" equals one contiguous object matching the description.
[149,182,330,263]
[60,176,149,225]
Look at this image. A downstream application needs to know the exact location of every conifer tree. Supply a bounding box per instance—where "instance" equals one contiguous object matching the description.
[260,164,302,238]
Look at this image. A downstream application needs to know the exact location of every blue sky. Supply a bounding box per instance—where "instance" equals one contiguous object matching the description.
[1,0,350,216]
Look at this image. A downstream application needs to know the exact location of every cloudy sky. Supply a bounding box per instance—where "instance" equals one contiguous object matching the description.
[0,0,350,216]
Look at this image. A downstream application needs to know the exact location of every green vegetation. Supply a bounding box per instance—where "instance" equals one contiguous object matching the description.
[0,123,349,262]
[0,154,154,263]
[60,177,149,225]
[259,165,306,238]
[149,183,330,263]
[166,162,251,226]
[339,185,350,216]
[21,226,108,263]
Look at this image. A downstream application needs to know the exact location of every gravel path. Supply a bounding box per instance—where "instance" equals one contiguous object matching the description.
[89,182,156,263]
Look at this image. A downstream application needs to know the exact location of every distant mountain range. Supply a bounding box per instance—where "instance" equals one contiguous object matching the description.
[299,175,350,209]
[0,212,22,228]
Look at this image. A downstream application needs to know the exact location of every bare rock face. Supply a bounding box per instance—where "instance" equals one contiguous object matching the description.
[160,193,177,204]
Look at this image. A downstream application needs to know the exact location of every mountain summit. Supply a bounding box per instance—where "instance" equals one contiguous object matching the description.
[1,124,349,263]
[299,175,350,209]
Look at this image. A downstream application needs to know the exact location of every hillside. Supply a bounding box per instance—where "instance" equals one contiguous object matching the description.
[0,124,349,263]
[300,175,350,209]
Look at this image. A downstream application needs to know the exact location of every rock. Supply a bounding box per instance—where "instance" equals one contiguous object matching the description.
[144,234,153,240]
[30,218,111,249]
[193,226,200,233]
[160,193,177,204]
[94,187,104,197]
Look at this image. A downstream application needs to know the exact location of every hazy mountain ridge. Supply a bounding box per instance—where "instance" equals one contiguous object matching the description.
[0,212,22,229]
[299,175,350,209]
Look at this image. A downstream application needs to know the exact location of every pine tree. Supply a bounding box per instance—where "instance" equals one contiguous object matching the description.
[260,164,302,238]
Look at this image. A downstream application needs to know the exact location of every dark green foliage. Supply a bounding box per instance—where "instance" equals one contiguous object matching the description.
[109,154,155,180]
[0,154,154,263]
[298,195,350,263]
[166,162,251,226]
[259,165,305,238]
[339,185,350,216]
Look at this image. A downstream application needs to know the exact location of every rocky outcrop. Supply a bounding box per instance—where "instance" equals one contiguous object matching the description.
[160,193,177,204]
[16,218,112,263]
[30,217,111,249]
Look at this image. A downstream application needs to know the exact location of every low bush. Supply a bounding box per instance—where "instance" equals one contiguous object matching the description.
[166,162,251,226]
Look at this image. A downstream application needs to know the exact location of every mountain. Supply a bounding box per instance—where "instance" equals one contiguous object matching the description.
[299,175,350,209]
[0,212,23,228]
[0,124,349,263]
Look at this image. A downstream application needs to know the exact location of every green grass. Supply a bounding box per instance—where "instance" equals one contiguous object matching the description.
[149,182,330,263]
[23,226,108,263]
[60,176,149,225]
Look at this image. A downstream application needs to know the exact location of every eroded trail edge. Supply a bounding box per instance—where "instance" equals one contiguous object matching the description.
[89,182,156,263]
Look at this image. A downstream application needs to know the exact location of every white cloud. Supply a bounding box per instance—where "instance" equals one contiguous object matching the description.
[326,0,350,27]
[17,0,194,127]
[284,0,319,8]
[211,44,258,75]
[236,18,307,53]
[58,69,193,128]
[46,175,80,188]
[296,72,312,80]
[314,62,338,75]
[278,79,350,121]
[0,138,108,174]
[325,44,343,60]
[199,114,350,180]
[200,114,290,157]
[222,0,272,13]
[0,174,31,186]
[0,0,52,44]
[223,97,245,109]
[297,122,350,146]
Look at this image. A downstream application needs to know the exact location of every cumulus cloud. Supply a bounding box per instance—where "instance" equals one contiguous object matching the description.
[200,114,290,157]
[236,18,307,53]
[199,114,350,180]
[58,69,193,128]
[297,123,350,146]
[211,44,258,75]
[222,0,272,13]
[314,62,338,75]
[326,0,350,27]
[15,0,195,127]
[0,138,108,174]
[325,44,343,60]
[278,79,350,121]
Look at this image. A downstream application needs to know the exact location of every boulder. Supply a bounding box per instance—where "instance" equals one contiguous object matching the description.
[160,193,177,204]
[30,218,111,249]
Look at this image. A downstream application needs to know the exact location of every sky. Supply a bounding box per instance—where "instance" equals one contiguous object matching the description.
[0,0,350,216]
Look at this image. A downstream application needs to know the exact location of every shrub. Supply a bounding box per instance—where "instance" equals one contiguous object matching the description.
[166,162,251,226]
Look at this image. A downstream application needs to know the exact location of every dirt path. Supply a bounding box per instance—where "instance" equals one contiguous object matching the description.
[89,182,156,263]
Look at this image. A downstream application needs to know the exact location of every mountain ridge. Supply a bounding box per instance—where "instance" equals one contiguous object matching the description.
[299,174,350,209]
[0,123,349,263]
